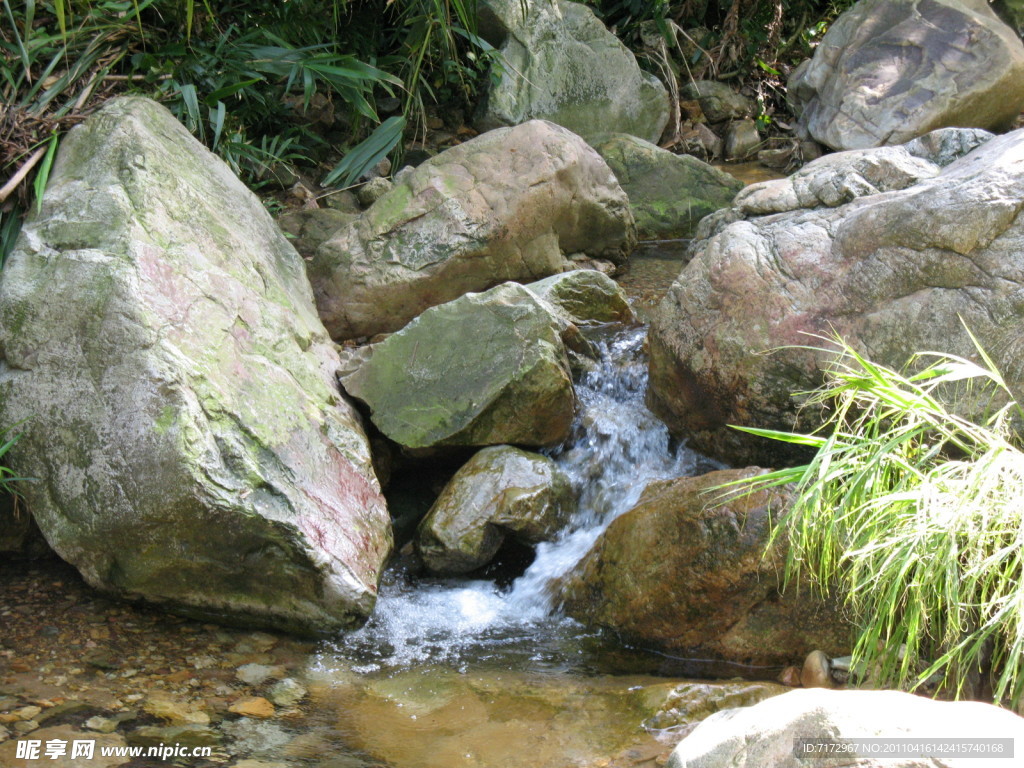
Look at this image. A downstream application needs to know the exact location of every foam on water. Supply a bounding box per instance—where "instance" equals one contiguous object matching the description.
[329,325,718,670]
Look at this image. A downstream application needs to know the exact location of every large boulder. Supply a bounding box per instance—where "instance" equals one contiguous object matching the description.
[308,120,636,340]
[0,97,391,634]
[595,134,743,240]
[476,0,670,144]
[668,688,1024,768]
[789,0,1024,150]
[416,445,575,574]
[559,468,851,665]
[646,128,1024,466]
[342,282,577,450]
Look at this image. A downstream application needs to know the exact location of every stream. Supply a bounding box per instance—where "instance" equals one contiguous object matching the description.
[1,222,789,768]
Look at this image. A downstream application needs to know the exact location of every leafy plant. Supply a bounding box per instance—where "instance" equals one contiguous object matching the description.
[723,333,1024,708]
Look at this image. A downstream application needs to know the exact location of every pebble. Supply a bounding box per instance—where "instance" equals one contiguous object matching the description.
[13,705,42,720]
[236,664,281,687]
[228,697,276,719]
[13,719,39,733]
[128,723,222,748]
[0,725,8,743]
[801,649,835,689]
[143,695,211,725]
[267,678,306,708]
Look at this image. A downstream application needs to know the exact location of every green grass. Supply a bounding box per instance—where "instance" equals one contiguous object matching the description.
[722,332,1024,708]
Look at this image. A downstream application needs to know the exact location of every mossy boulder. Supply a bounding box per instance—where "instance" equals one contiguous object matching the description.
[416,445,575,574]
[0,97,391,635]
[476,0,670,144]
[523,270,635,325]
[595,134,743,239]
[559,468,851,665]
[342,283,577,449]
[308,120,635,341]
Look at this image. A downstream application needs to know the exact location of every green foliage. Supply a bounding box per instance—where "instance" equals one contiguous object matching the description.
[2,0,490,263]
[725,334,1024,708]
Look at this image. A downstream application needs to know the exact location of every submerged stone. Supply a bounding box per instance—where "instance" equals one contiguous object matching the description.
[0,97,391,635]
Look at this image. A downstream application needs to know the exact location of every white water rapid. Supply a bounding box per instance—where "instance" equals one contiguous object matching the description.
[329,325,718,671]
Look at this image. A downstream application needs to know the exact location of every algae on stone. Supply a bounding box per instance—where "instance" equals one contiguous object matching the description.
[0,97,391,635]
[342,283,576,449]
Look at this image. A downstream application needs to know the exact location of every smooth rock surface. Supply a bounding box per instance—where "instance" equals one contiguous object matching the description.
[667,688,1024,767]
[416,446,575,574]
[789,0,1024,150]
[476,0,670,143]
[648,128,1024,466]
[560,468,851,664]
[309,120,635,340]
[0,97,391,634]
[342,283,577,449]
[595,134,742,239]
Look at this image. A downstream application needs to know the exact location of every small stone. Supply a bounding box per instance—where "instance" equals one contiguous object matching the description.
[13,719,39,733]
[228,697,275,719]
[235,664,283,687]
[356,177,393,207]
[801,649,835,689]
[724,119,762,161]
[778,666,802,687]
[267,678,306,708]
[13,705,41,720]
[85,716,120,733]
[143,695,210,725]
[0,725,8,743]
[36,700,90,724]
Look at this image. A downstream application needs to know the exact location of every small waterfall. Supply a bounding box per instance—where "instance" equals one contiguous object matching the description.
[330,325,717,671]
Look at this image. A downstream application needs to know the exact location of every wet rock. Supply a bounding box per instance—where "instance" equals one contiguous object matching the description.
[235,664,283,687]
[143,695,210,725]
[309,120,635,340]
[221,718,292,755]
[276,208,357,259]
[267,679,307,708]
[228,697,275,719]
[682,81,756,124]
[523,270,635,325]
[342,283,577,449]
[666,688,1024,768]
[35,701,90,725]
[476,0,669,143]
[595,134,742,240]
[83,716,119,733]
[644,681,787,733]
[800,650,834,689]
[0,96,392,635]
[417,446,575,574]
[789,0,1024,150]
[356,177,392,207]
[127,724,221,749]
[12,720,38,733]
[647,128,1024,465]
[560,468,851,665]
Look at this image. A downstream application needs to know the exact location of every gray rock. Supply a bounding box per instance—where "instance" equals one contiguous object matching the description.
[667,688,1024,768]
[276,208,357,260]
[789,0,1024,150]
[647,128,1024,466]
[342,283,577,449]
[523,270,635,325]
[235,664,281,687]
[476,0,669,143]
[682,81,756,124]
[221,719,292,756]
[0,97,391,635]
[417,446,576,574]
[356,177,392,207]
[723,119,761,161]
[309,120,635,341]
[594,134,742,240]
[267,678,307,708]
[127,724,221,749]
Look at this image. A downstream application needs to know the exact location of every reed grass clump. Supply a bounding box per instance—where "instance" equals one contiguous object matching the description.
[729,333,1024,708]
